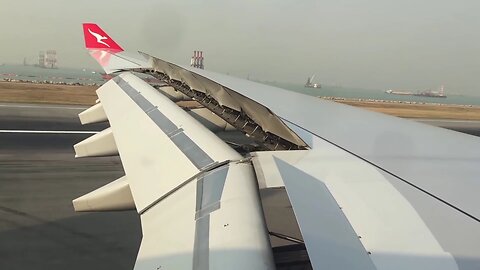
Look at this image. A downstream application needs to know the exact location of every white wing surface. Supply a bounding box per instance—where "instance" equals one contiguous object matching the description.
[74,23,480,270]
[136,53,480,270]
[75,72,274,270]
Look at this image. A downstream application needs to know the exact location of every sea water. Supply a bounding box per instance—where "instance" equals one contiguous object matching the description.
[264,82,480,106]
[0,65,104,85]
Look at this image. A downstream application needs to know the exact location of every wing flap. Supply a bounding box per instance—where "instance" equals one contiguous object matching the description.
[252,142,465,269]
[274,157,377,270]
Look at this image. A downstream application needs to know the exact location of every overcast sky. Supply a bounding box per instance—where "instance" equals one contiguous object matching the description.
[0,0,479,94]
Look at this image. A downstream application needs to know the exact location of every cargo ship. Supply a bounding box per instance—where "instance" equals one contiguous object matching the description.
[385,89,413,95]
[385,85,447,98]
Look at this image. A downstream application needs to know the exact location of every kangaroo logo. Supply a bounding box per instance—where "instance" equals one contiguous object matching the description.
[88,28,110,48]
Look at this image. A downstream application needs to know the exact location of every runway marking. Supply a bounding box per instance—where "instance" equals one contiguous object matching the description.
[0,104,87,110]
[0,130,98,134]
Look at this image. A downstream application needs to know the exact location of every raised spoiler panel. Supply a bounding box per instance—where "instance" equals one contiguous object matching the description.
[95,72,275,270]
[136,52,308,151]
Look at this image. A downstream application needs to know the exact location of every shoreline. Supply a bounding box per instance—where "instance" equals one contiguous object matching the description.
[326,97,480,120]
[1,81,480,120]
[321,96,479,108]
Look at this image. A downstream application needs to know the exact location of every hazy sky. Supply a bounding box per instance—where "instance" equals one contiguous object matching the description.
[1,0,479,94]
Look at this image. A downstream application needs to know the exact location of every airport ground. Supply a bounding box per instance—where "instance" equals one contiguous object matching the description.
[1,82,480,269]
[0,104,140,270]
[2,80,480,120]
[0,81,98,105]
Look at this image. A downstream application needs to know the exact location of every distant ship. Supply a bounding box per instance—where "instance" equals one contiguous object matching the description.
[385,89,413,95]
[414,85,447,98]
[304,75,321,89]
[385,85,447,98]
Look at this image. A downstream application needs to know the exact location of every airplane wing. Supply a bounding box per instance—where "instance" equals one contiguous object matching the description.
[74,24,480,270]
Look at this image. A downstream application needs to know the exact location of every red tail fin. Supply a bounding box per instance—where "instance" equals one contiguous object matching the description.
[82,23,123,53]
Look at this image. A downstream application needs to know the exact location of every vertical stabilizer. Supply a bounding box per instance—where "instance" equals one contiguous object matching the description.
[82,23,151,73]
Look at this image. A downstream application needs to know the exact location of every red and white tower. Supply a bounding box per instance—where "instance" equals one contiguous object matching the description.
[190,50,204,69]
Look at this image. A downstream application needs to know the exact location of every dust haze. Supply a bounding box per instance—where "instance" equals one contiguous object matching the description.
[0,0,479,95]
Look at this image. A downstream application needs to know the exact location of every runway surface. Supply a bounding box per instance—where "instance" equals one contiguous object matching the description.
[416,118,480,137]
[0,103,140,270]
[0,102,479,270]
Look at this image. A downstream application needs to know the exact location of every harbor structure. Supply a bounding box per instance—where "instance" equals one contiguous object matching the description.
[305,74,321,88]
[38,50,58,69]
